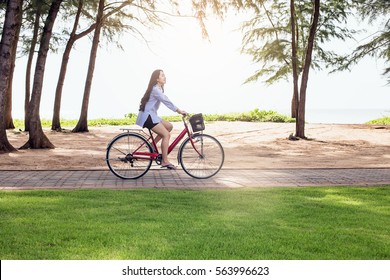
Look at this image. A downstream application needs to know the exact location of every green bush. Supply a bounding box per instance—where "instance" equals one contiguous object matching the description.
[10,110,389,130]
[203,109,295,123]
[8,109,294,129]
[366,116,390,125]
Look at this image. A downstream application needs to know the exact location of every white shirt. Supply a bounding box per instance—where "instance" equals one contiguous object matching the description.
[136,85,178,127]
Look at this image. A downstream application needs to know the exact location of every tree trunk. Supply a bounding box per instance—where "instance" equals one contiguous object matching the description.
[296,0,320,139]
[4,3,21,130]
[21,0,64,149]
[290,0,299,123]
[0,0,22,153]
[24,1,42,132]
[51,38,74,131]
[52,0,96,131]
[72,0,105,133]
[5,60,15,130]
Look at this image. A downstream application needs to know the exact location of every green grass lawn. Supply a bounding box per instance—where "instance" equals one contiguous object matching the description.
[0,187,389,260]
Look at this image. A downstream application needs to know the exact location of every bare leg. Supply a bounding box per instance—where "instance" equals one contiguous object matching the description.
[151,121,174,166]
[153,120,173,144]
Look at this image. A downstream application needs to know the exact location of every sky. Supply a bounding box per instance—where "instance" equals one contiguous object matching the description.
[11,8,390,124]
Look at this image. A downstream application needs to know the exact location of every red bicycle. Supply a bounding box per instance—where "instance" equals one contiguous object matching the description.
[106,114,224,179]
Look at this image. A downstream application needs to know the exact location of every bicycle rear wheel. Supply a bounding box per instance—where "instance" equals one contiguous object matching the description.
[179,133,224,179]
[106,133,153,179]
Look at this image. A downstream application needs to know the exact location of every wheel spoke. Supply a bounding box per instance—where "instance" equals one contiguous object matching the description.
[106,133,152,179]
[179,134,224,179]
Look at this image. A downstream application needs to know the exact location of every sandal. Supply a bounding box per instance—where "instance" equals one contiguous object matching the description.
[161,163,177,170]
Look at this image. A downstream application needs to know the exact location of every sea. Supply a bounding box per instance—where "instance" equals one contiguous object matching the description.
[301,108,389,124]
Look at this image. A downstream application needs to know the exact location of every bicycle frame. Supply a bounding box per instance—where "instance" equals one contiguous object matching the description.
[132,117,202,161]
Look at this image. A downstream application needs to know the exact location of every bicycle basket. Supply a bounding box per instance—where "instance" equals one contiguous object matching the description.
[189,113,205,132]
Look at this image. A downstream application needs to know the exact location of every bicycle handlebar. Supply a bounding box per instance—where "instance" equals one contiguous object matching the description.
[181,113,190,119]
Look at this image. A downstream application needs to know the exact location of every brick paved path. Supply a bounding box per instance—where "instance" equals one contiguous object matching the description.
[0,168,389,190]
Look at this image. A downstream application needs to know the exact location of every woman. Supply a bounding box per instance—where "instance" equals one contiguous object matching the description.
[136,69,187,170]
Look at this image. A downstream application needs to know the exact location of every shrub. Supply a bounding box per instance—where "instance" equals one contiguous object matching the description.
[366,116,390,125]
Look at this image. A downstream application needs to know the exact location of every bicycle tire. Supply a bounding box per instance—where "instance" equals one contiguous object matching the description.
[179,133,224,179]
[106,133,153,179]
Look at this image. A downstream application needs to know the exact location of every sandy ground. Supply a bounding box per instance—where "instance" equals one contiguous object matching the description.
[1,122,390,170]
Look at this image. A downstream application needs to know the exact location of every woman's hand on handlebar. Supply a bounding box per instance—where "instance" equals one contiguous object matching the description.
[177,109,188,116]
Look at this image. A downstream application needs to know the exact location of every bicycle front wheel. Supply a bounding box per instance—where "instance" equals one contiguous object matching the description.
[106,133,153,179]
[179,133,224,179]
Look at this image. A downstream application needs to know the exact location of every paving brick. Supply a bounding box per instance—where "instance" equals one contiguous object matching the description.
[0,168,389,190]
